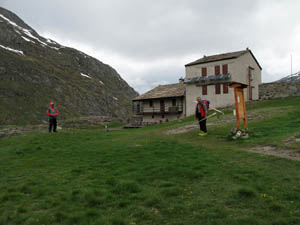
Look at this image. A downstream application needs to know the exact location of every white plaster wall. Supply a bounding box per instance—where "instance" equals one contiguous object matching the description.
[185,83,236,116]
[234,53,262,100]
[185,59,235,79]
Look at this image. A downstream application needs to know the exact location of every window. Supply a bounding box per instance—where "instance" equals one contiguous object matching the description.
[149,100,153,107]
[223,84,229,94]
[222,64,228,74]
[202,85,207,95]
[215,65,220,75]
[172,99,177,106]
[215,84,221,94]
[202,67,207,77]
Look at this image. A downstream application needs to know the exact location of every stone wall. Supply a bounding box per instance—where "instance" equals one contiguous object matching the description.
[259,82,300,99]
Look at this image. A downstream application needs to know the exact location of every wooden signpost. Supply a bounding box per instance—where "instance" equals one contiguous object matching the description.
[229,83,248,131]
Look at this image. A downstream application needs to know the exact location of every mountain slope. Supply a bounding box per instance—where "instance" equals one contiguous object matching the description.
[0,7,138,125]
[277,71,300,83]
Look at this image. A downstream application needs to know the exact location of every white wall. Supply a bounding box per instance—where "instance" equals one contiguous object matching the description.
[185,59,235,79]
[234,53,262,100]
[185,83,236,116]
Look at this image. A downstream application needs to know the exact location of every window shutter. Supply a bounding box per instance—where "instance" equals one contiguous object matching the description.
[222,64,228,74]
[202,85,207,95]
[215,65,220,75]
[223,84,229,94]
[202,67,207,77]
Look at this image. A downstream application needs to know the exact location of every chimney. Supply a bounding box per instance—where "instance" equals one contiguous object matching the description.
[179,77,184,84]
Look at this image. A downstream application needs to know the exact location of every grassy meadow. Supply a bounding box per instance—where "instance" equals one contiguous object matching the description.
[0,97,300,225]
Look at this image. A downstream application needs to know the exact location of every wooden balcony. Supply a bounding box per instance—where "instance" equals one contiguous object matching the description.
[133,105,183,115]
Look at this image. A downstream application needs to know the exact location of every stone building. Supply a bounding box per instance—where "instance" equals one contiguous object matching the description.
[132,48,262,122]
[132,81,185,123]
[184,48,262,116]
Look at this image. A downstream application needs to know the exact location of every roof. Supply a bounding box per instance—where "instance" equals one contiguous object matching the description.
[133,83,185,101]
[185,49,262,70]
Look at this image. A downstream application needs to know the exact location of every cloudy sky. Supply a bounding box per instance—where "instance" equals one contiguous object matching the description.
[1,0,300,94]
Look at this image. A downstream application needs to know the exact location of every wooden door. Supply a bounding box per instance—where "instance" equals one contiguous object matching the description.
[160,100,165,113]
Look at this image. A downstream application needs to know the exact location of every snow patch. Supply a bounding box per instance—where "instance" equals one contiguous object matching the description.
[15,30,21,35]
[80,73,91,79]
[0,14,59,50]
[21,36,35,43]
[113,97,118,101]
[49,46,60,51]
[0,44,24,55]
[0,14,18,27]
[46,38,57,44]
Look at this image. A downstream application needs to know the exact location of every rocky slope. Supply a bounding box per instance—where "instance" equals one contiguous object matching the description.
[0,7,138,125]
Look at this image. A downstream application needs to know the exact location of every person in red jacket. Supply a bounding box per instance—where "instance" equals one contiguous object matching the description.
[46,102,59,132]
[195,97,210,136]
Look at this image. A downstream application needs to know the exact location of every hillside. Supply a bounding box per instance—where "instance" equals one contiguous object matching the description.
[0,97,300,225]
[277,71,300,83]
[0,7,138,125]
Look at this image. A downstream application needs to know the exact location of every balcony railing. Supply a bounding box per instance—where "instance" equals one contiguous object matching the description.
[133,105,183,114]
[184,73,231,85]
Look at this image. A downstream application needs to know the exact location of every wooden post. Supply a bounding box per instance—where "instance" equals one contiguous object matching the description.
[230,83,248,131]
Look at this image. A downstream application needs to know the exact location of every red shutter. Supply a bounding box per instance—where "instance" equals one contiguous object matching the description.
[202,67,207,77]
[202,85,207,95]
[215,84,220,94]
[215,65,220,75]
[222,64,228,74]
[223,84,229,94]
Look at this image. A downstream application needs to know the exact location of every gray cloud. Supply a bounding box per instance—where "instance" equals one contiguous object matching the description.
[1,0,300,93]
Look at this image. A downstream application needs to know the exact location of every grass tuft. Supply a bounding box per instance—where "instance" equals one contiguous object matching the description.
[237,187,257,198]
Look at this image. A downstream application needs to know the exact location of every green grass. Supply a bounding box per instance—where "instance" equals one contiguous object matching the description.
[0,97,300,225]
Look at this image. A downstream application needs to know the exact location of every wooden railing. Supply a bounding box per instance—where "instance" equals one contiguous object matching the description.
[133,105,183,114]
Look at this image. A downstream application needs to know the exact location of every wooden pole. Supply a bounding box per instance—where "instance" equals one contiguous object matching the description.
[230,83,248,131]
[233,87,240,130]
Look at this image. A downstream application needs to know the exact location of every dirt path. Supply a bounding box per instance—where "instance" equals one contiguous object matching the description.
[0,123,122,139]
[165,107,290,135]
[0,125,48,139]
[247,135,300,161]
[248,146,300,161]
